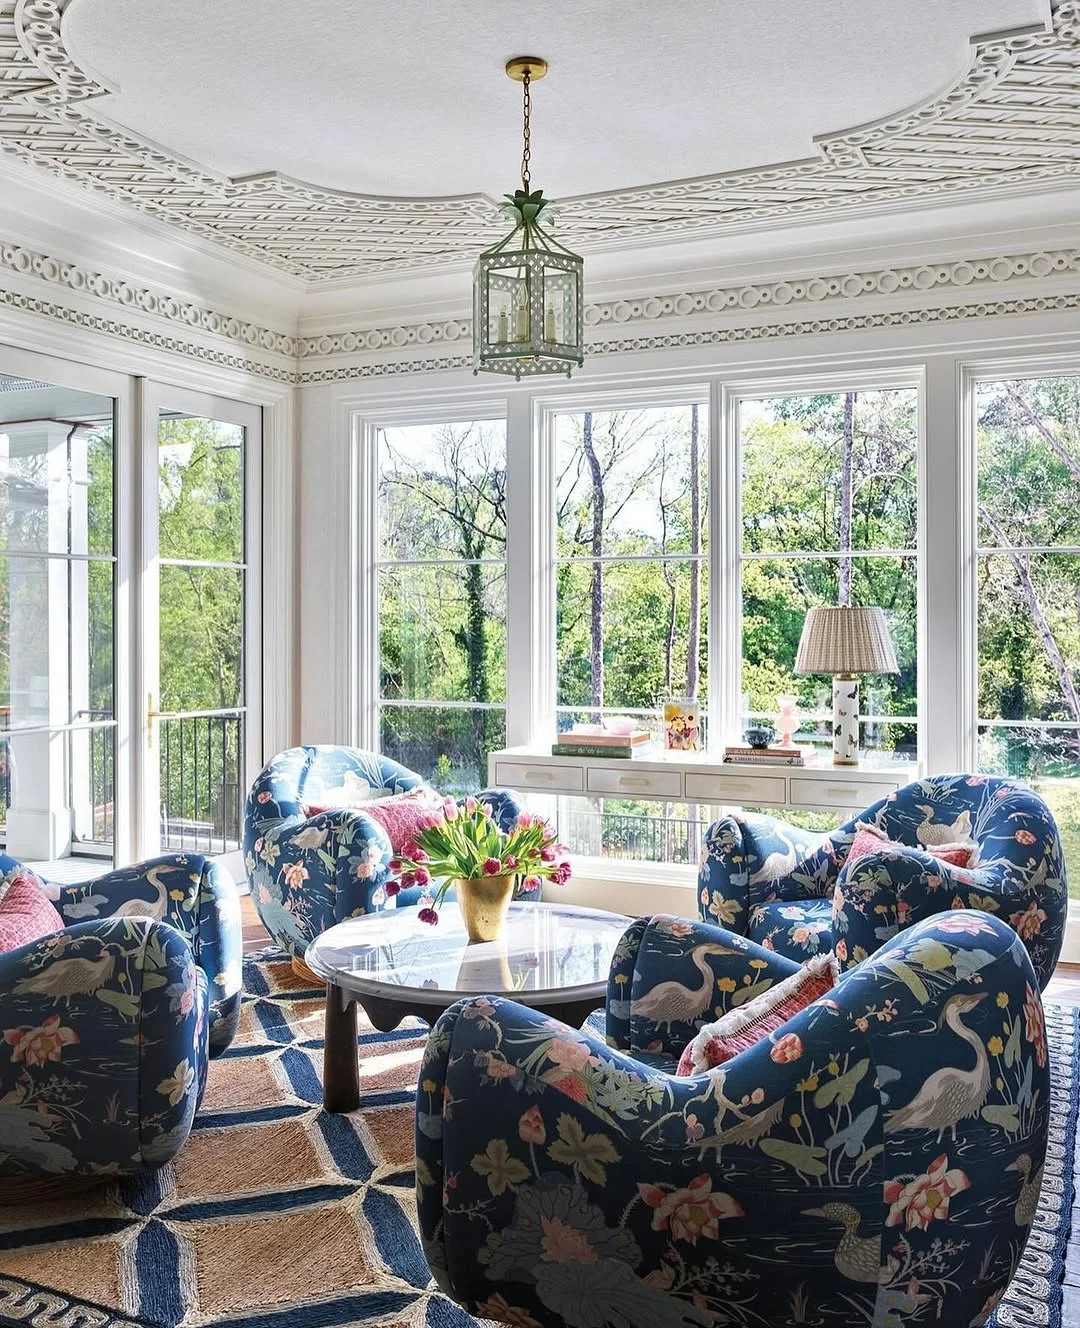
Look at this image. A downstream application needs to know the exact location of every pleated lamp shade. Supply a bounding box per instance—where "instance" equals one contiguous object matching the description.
[794,605,899,676]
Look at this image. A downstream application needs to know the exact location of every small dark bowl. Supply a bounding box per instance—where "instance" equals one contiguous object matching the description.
[743,725,774,749]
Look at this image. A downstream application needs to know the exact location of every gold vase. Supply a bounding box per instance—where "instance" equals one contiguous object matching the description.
[455,875,515,943]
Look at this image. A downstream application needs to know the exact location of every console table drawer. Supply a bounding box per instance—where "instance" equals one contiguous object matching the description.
[685,771,787,805]
[789,775,899,810]
[494,761,584,793]
[586,766,683,798]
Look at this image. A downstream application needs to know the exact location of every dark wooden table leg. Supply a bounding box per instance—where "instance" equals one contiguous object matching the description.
[323,981,360,1113]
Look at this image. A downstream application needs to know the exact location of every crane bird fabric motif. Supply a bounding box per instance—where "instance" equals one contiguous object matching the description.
[418,911,1051,1327]
[697,774,1066,987]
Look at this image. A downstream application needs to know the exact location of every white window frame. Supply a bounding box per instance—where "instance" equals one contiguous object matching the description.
[354,400,511,770]
[960,352,1080,958]
[722,367,926,767]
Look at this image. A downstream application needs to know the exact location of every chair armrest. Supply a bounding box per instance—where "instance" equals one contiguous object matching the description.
[475,787,524,832]
[833,846,1062,987]
[606,913,801,1056]
[248,808,395,955]
[55,853,241,1053]
[417,911,1042,1324]
[0,918,207,1177]
[698,813,830,931]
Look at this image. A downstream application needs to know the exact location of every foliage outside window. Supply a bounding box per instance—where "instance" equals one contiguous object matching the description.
[740,389,918,759]
[377,421,507,793]
[976,377,1080,894]
[553,404,708,861]
[155,415,247,852]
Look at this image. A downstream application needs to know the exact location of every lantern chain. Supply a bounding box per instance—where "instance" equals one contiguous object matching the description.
[521,68,532,193]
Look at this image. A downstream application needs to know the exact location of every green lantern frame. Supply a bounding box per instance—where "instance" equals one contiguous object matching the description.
[473,190,584,379]
[473,58,584,381]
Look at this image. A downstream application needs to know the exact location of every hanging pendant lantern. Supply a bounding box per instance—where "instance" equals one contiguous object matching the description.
[474,57,584,380]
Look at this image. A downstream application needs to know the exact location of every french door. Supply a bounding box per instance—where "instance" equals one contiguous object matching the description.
[136,384,261,865]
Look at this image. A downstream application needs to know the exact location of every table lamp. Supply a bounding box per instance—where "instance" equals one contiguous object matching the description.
[794,605,899,766]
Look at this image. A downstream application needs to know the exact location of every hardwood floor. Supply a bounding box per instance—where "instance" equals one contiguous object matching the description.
[238,895,1080,1316]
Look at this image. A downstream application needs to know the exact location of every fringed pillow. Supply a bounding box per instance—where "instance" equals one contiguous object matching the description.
[676,951,840,1075]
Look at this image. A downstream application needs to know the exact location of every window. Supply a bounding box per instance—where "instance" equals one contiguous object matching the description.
[739,388,919,761]
[975,376,1080,896]
[0,387,116,857]
[551,402,708,861]
[555,403,708,730]
[376,419,507,792]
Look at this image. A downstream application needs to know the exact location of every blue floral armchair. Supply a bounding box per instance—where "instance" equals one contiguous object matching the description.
[417,910,1050,1327]
[243,745,524,957]
[698,774,1066,987]
[0,911,208,1178]
[0,850,243,1054]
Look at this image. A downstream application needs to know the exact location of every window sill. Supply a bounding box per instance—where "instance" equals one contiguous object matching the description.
[556,856,699,918]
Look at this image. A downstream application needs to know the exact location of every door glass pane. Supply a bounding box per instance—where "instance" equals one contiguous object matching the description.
[159,416,243,563]
[157,411,246,855]
[0,375,116,862]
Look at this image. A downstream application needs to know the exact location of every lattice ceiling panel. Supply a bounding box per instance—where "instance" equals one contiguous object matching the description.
[1,1,1079,283]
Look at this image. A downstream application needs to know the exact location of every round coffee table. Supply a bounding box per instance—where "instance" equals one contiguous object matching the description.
[304,900,632,1112]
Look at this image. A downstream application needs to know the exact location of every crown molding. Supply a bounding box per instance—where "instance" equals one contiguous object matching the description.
[2,1,1080,282]
[4,232,1080,385]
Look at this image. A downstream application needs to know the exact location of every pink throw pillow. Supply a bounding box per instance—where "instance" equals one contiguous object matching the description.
[676,952,839,1075]
[846,822,973,871]
[305,787,449,854]
[0,873,64,953]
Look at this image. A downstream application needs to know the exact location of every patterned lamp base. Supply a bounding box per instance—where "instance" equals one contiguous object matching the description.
[832,675,860,765]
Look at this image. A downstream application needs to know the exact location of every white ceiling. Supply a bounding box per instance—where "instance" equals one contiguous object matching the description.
[65,0,1047,200]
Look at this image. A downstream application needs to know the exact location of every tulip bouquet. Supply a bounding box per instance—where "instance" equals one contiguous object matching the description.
[389,796,571,928]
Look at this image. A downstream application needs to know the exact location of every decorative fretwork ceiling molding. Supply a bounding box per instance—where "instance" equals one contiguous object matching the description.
[2,2,1080,281]
[296,248,1080,359]
[294,291,1080,385]
[4,234,1080,385]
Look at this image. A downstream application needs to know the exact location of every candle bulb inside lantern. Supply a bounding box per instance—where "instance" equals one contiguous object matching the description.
[514,302,528,341]
[544,305,556,341]
[497,309,508,342]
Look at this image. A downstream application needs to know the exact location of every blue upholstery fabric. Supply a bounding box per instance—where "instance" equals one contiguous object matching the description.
[698,774,1067,986]
[243,745,525,957]
[0,850,242,1053]
[0,916,207,1177]
[417,911,1049,1327]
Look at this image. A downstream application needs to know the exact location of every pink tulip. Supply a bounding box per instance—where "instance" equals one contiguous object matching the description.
[551,861,572,885]
[465,796,479,813]
[541,846,556,862]
[443,799,459,820]
[481,857,502,876]
[503,854,519,871]
[385,880,401,897]
[389,858,403,873]
[418,907,439,926]
[523,876,541,892]
[414,866,431,886]
[400,871,417,887]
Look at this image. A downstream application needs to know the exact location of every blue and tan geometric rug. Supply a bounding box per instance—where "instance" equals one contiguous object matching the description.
[0,948,1075,1328]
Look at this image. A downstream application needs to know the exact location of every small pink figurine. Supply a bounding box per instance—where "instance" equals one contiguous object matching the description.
[776,694,798,748]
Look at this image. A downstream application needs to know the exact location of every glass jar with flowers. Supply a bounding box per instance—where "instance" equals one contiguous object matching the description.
[389,797,571,942]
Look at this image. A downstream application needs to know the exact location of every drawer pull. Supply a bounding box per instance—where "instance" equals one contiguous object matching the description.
[826,786,857,798]
[617,776,649,789]
[524,770,555,782]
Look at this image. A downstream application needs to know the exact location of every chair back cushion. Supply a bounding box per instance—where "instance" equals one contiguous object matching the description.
[0,872,64,952]
[846,820,975,869]
[676,951,839,1074]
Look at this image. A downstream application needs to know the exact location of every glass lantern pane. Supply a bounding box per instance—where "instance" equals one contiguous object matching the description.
[486,266,529,345]
[542,266,579,346]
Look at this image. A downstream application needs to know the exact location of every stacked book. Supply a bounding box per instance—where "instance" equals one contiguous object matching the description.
[552,729,655,759]
[724,744,805,766]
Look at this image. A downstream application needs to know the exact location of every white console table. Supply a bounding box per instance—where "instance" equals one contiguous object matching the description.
[488,747,918,816]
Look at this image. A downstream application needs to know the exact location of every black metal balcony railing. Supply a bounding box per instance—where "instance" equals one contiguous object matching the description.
[159,710,244,855]
[0,709,242,856]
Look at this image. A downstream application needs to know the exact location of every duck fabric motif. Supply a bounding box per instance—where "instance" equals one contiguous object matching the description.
[417,910,1051,1327]
[697,773,1066,988]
